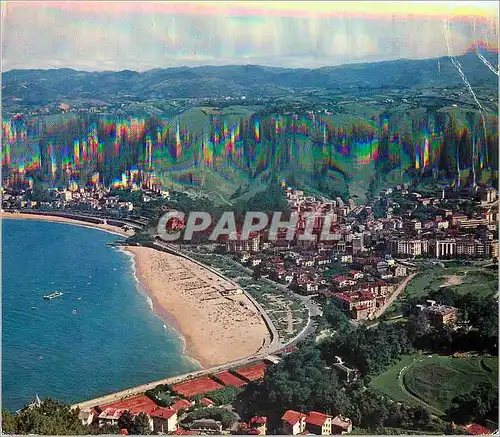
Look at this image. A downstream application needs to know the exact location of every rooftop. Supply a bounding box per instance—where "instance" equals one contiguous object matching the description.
[306,411,331,427]
[170,399,194,412]
[149,407,177,420]
[100,395,157,415]
[282,410,307,425]
[332,415,352,430]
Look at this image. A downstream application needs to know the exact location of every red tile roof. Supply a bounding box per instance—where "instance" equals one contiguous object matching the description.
[282,410,306,425]
[149,407,177,420]
[100,395,156,415]
[200,398,215,407]
[170,399,194,412]
[333,292,352,302]
[332,275,350,282]
[279,346,298,354]
[332,415,352,431]
[250,416,267,425]
[306,411,330,427]
[98,408,124,420]
[461,424,491,435]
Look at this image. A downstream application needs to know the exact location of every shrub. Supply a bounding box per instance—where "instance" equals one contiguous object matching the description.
[206,386,242,405]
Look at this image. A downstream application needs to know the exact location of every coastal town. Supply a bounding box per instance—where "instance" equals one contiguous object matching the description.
[2,162,499,435]
[2,1,499,436]
[3,163,498,329]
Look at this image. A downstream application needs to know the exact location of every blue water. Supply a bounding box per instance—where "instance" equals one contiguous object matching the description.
[2,219,199,412]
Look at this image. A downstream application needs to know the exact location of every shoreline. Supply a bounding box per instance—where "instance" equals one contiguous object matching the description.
[124,245,271,369]
[119,247,204,370]
[2,211,133,238]
[5,212,271,371]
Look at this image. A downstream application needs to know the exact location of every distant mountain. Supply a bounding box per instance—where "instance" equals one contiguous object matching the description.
[2,51,498,108]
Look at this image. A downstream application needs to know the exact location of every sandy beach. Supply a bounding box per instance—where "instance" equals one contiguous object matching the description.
[5,211,270,368]
[125,246,271,368]
[2,211,134,237]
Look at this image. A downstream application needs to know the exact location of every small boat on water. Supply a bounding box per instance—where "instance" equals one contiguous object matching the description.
[43,291,63,300]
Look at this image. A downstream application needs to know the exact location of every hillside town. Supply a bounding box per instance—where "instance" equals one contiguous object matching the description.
[2,166,498,327]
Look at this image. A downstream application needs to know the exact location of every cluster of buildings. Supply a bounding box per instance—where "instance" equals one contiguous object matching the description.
[224,182,497,321]
[390,235,497,259]
[281,410,352,436]
[376,186,498,260]
[77,361,272,435]
[224,188,415,321]
[1,169,167,223]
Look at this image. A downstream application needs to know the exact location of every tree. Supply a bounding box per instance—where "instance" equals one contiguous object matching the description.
[118,410,136,433]
[13,398,87,435]
[134,412,152,435]
[411,405,431,427]
[447,381,498,424]
[260,345,350,414]
[1,409,17,434]
[206,386,242,406]
[322,300,350,332]
[184,407,237,429]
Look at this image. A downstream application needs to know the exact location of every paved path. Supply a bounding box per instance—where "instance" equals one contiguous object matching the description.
[373,273,417,319]
[72,348,274,410]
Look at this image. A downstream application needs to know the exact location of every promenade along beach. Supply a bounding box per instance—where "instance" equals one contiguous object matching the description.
[126,246,271,368]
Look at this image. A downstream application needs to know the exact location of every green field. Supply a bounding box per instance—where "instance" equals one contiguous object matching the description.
[370,354,499,416]
[403,264,498,300]
[385,263,497,318]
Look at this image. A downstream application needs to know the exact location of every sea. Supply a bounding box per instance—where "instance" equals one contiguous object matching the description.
[2,218,199,412]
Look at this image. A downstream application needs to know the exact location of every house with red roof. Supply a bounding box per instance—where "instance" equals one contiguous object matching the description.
[170,398,194,412]
[331,275,356,289]
[281,410,307,435]
[331,293,353,312]
[348,271,364,280]
[98,408,125,428]
[249,416,267,435]
[199,397,215,408]
[149,407,178,434]
[332,415,352,434]
[305,411,332,435]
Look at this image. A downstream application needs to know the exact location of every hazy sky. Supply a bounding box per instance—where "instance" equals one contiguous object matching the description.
[1,1,499,71]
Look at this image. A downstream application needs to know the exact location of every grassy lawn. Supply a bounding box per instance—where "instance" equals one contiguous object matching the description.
[371,354,499,417]
[401,264,498,300]
[370,354,421,405]
[403,355,498,414]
